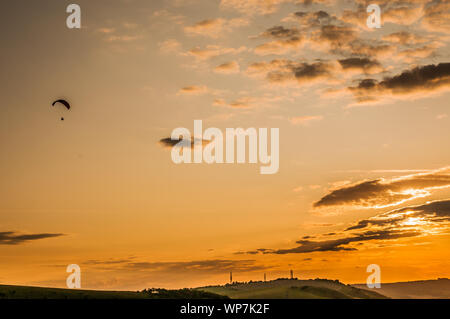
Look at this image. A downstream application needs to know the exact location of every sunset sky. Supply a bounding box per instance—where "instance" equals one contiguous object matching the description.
[1,0,449,290]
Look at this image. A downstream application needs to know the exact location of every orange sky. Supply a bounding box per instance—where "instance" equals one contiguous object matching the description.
[0,0,449,290]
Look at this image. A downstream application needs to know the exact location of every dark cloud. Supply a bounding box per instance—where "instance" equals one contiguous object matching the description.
[240,198,450,256]
[380,63,450,91]
[264,60,335,85]
[349,63,450,103]
[314,167,450,208]
[293,10,335,27]
[262,26,299,38]
[0,231,64,245]
[158,137,210,149]
[338,58,382,73]
[255,26,303,55]
[242,229,421,255]
[347,199,450,231]
[293,62,332,80]
[317,25,358,47]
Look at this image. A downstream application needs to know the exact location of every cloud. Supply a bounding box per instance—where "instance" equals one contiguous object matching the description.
[184,18,248,38]
[346,199,450,231]
[346,40,396,59]
[338,57,383,74]
[178,85,209,95]
[246,59,294,77]
[83,258,136,265]
[348,63,450,104]
[159,137,211,149]
[186,45,247,60]
[272,229,421,254]
[290,115,323,125]
[314,167,450,208]
[123,259,264,273]
[267,61,336,86]
[85,257,265,274]
[254,38,303,55]
[421,0,450,32]
[254,26,303,55]
[97,27,115,34]
[261,26,300,38]
[313,25,359,49]
[159,39,181,53]
[213,97,254,108]
[214,93,286,109]
[382,31,427,45]
[220,0,289,15]
[214,61,240,74]
[293,62,334,81]
[105,35,143,43]
[383,2,424,25]
[0,231,64,245]
[240,198,450,256]
[289,10,336,27]
[228,97,255,108]
[246,59,340,87]
[240,229,421,255]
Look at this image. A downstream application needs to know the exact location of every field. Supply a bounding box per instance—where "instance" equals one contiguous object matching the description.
[0,285,226,299]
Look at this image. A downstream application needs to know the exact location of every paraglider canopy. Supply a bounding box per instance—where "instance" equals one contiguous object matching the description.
[52,99,70,110]
[51,99,70,121]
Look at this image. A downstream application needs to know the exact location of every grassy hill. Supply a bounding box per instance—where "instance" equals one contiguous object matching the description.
[197,278,387,299]
[353,278,450,299]
[0,285,226,299]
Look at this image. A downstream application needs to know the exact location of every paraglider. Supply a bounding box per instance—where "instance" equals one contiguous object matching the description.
[51,99,71,121]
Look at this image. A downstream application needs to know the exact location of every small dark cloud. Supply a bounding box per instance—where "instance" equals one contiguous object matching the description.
[338,58,381,72]
[158,137,210,149]
[293,10,335,27]
[293,62,332,80]
[0,231,64,245]
[262,26,299,38]
[265,60,335,85]
[318,25,358,47]
[314,167,450,208]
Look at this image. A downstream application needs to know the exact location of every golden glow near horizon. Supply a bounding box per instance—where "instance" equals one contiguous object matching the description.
[0,0,449,290]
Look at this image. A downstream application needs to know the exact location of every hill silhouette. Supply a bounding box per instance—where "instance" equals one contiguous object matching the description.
[0,285,226,299]
[197,278,387,299]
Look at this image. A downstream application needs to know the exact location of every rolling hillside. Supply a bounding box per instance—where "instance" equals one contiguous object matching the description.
[0,285,226,299]
[6,278,447,299]
[197,278,387,299]
[353,278,450,299]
